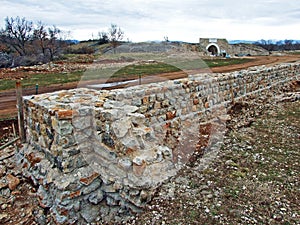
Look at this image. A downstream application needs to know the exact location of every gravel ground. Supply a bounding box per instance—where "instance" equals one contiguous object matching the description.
[126,92,300,225]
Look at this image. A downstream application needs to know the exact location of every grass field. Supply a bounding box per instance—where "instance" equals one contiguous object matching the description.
[0,57,253,91]
[204,58,253,67]
[0,71,84,91]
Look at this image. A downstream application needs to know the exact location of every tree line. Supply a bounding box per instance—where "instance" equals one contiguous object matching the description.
[0,16,70,67]
[0,16,124,68]
[254,39,300,52]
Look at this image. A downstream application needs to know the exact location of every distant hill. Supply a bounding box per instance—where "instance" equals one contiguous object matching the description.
[229,40,256,44]
[229,39,300,45]
[66,39,80,44]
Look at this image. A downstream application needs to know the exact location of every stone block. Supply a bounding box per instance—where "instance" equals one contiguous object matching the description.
[56,109,73,120]
[112,117,131,138]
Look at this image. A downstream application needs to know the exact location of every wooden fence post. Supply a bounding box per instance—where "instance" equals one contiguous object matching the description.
[16,81,26,143]
[138,74,142,85]
[35,83,39,95]
[230,85,235,105]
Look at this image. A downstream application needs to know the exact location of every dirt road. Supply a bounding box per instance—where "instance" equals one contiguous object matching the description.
[0,54,300,119]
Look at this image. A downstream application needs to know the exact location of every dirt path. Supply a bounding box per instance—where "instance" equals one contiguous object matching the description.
[0,54,300,119]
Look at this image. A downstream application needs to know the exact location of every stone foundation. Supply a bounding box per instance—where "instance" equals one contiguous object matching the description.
[18,62,300,223]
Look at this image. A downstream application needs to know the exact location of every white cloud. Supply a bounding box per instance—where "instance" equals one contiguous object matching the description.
[0,0,299,42]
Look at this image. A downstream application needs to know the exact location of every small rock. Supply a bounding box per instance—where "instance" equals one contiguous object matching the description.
[0,178,8,189]
[1,203,8,210]
[133,157,143,166]
[6,174,20,191]
[206,194,213,199]
[0,213,8,221]
[0,188,10,198]
[33,209,47,225]
[80,203,101,223]
[0,165,6,178]
[201,190,211,196]
[118,158,132,170]
[88,190,104,204]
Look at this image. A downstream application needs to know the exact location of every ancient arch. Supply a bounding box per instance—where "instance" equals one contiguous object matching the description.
[206,43,220,56]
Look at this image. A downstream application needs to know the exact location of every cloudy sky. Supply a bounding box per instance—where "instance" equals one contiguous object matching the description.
[0,0,299,42]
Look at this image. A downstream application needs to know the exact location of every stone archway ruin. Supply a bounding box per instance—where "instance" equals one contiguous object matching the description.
[206,43,220,56]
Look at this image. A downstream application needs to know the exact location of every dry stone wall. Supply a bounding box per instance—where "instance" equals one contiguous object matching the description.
[19,62,300,224]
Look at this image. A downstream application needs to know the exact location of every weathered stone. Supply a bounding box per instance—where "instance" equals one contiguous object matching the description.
[72,115,92,129]
[132,160,147,177]
[101,183,117,193]
[82,179,102,195]
[128,113,145,125]
[156,93,164,101]
[118,158,132,170]
[162,99,170,107]
[88,189,104,204]
[26,152,42,167]
[166,111,176,120]
[6,174,20,191]
[0,178,8,189]
[158,146,173,158]
[53,120,73,135]
[0,213,9,222]
[101,133,115,148]
[0,165,6,178]
[142,96,149,105]
[132,157,143,166]
[123,105,139,114]
[56,109,73,120]
[79,172,100,186]
[112,117,131,138]
[102,109,120,121]
[80,203,100,223]
[106,196,119,206]
[0,188,10,198]
[139,105,148,113]
[37,185,53,208]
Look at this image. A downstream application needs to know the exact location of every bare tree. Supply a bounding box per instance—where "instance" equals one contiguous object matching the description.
[47,25,62,60]
[0,17,70,66]
[33,21,48,56]
[164,36,169,42]
[1,16,33,56]
[98,31,109,45]
[108,24,124,52]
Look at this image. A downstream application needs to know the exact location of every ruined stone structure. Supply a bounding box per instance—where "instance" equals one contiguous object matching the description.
[199,38,269,56]
[19,62,300,224]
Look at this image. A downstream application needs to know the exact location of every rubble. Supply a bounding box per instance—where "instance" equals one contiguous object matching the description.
[130,94,299,225]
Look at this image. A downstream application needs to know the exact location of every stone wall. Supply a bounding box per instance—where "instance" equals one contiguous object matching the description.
[19,62,300,224]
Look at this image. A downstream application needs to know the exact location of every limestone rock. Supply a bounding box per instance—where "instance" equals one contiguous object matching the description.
[6,174,20,191]
[80,203,100,223]
[112,117,131,138]
[88,190,104,204]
